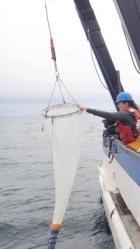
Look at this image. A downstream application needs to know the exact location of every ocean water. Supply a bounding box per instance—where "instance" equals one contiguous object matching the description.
[0,104,114,249]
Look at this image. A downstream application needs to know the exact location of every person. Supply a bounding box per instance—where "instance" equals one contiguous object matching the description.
[80,92,140,144]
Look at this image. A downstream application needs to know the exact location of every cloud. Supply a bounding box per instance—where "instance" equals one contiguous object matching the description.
[0,0,140,102]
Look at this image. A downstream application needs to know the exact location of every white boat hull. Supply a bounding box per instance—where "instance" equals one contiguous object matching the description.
[99,148,140,249]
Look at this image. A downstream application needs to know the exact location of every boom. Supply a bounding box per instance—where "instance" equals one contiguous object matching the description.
[113,0,140,71]
[73,0,123,108]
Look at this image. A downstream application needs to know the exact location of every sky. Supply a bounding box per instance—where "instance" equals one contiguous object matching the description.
[0,0,140,104]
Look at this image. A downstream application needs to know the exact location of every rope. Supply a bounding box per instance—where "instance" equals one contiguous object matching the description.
[59,77,79,106]
[87,28,118,98]
[57,79,66,104]
[45,1,52,38]
[44,0,79,110]
[89,43,108,90]
[46,79,58,112]
[44,1,58,70]
[121,24,140,74]
[45,77,65,118]
[75,6,120,99]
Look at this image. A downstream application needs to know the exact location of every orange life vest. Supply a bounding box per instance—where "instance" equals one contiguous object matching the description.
[116,108,140,144]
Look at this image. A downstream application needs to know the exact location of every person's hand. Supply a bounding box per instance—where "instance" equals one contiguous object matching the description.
[79,105,87,111]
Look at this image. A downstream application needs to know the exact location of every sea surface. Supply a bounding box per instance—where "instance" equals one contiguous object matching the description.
[0,104,114,249]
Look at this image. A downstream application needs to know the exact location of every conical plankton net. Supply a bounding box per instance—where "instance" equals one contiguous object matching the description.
[46,104,83,225]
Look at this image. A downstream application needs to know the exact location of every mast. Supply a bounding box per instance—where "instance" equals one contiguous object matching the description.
[73,0,124,108]
[113,0,140,71]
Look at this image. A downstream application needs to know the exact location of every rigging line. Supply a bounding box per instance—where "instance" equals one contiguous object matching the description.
[88,32,121,97]
[87,31,118,97]
[121,24,140,74]
[44,0,79,106]
[89,43,108,90]
[44,0,52,38]
[59,77,79,106]
[44,0,67,105]
[44,0,58,70]
[57,79,66,104]
[45,79,58,116]
[81,5,108,90]
[48,77,66,106]
[83,12,109,92]
[76,6,118,97]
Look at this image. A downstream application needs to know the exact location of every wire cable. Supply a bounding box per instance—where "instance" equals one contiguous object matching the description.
[89,43,108,90]
[59,77,79,106]
[121,24,140,74]
[44,0,52,38]
[75,6,119,99]
[44,0,79,109]
[87,28,119,98]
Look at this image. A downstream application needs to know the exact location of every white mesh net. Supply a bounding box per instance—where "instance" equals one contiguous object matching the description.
[45,104,83,224]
